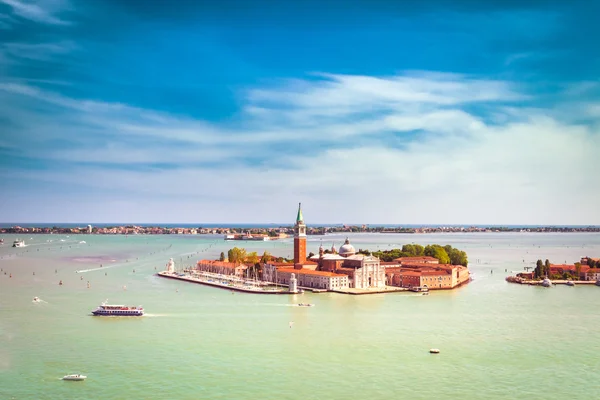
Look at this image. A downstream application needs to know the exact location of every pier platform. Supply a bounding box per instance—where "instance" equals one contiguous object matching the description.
[332,286,408,295]
[157,272,295,295]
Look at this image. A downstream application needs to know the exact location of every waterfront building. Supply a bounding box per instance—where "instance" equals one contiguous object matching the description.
[393,256,439,265]
[549,264,590,280]
[384,263,470,290]
[262,264,349,290]
[196,260,248,278]
[585,268,600,281]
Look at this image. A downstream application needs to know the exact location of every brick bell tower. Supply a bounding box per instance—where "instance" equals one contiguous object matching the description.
[293,202,307,268]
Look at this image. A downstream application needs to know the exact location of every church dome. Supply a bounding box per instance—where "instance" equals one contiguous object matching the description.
[338,238,356,257]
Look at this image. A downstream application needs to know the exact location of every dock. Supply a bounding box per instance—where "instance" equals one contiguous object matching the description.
[332,286,409,295]
[506,277,599,286]
[157,271,295,294]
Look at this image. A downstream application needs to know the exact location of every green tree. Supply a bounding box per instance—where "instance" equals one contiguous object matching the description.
[402,244,416,256]
[535,259,543,278]
[260,251,271,264]
[449,248,468,266]
[246,251,259,265]
[575,262,582,280]
[219,252,225,262]
[227,247,247,265]
[544,259,551,277]
[414,244,425,256]
[424,245,450,264]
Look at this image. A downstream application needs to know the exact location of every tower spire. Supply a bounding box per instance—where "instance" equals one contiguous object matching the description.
[296,202,304,223]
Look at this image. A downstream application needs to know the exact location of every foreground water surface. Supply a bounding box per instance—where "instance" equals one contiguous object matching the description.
[1,232,599,399]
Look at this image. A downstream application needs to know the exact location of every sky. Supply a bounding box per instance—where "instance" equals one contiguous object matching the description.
[1,0,599,225]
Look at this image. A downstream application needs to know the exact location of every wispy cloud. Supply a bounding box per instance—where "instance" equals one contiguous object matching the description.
[1,40,77,61]
[1,71,599,224]
[0,0,71,25]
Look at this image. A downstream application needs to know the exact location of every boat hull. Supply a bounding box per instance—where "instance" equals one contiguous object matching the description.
[91,310,143,316]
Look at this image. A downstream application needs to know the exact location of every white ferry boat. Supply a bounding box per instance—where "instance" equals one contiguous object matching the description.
[91,301,144,316]
[12,239,25,247]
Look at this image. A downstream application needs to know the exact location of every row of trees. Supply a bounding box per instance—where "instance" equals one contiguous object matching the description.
[357,244,468,266]
[220,248,276,265]
[534,259,551,278]
[218,243,469,269]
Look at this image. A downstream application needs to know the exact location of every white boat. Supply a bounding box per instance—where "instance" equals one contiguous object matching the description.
[430,349,440,354]
[541,278,552,287]
[297,303,314,307]
[62,374,86,381]
[33,297,41,303]
[566,281,575,286]
[13,239,25,248]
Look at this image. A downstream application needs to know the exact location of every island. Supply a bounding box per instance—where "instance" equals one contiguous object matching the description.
[506,256,600,285]
[158,204,472,295]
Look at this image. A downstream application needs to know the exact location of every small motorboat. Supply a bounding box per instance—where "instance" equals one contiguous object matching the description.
[422,292,429,296]
[32,297,41,303]
[297,303,314,307]
[541,278,552,287]
[62,374,86,381]
[566,281,575,287]
[430,349,440,354]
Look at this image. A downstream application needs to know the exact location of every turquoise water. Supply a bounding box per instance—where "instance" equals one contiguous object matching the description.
[1,233,599,399]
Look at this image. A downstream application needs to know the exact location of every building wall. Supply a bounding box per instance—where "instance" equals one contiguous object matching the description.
[294,237,306,264]
[196,261,246,277]
[353,260,386,289]
[262,264,349,290]
[586,270,600,281]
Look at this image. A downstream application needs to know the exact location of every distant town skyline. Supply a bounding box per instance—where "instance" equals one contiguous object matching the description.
[1,1,599,224]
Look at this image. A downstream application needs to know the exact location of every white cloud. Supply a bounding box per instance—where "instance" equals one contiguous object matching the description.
[1,72,599,224]
[0,0,71,25]
[1,40,77,61]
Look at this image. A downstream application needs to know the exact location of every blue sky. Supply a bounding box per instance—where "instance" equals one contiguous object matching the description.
[1,0,599,224]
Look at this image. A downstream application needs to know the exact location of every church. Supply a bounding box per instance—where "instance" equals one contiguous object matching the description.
[262,203,386,291]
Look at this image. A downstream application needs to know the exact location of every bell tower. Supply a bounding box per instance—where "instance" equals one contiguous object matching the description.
[293,202,307,266]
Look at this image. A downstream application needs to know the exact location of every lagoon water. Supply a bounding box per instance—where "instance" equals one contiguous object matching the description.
[1,232,600,399]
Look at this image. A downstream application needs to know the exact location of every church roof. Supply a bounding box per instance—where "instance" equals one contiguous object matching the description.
[338,237,356,256]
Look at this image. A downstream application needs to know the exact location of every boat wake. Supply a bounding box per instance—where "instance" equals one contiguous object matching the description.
[32,297,47,303]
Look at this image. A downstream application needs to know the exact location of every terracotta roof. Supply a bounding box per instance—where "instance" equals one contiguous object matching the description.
[277,268,347,277]
[549,264,576,269]
[268,262,295,267]
[587,268,600,273]
[197,260,247,269]
[394,256,439,262]
[399,271,422,277]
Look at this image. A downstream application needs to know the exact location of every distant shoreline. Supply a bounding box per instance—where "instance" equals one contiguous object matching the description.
[1,224,599,235]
